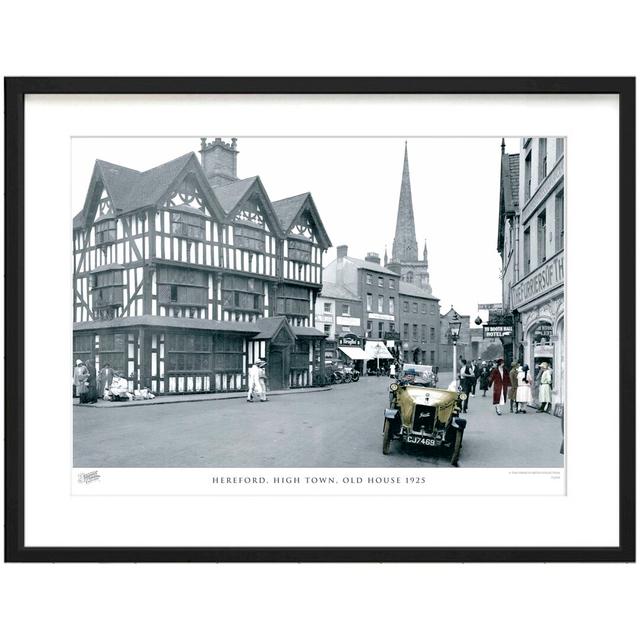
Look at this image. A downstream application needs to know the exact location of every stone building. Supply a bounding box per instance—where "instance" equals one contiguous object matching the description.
[72,137,331,394]
[323,248,398,368]
[498,137,565,412]
[315,281,363,364]
[398,282,440,366]
[324,247,400,340]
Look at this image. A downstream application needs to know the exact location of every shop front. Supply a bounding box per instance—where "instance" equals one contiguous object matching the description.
[511,251,564,413]
[336,333,367,371]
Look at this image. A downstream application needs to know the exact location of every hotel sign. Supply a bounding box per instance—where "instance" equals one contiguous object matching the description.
[511,251,564,308]
[483,325,513,339]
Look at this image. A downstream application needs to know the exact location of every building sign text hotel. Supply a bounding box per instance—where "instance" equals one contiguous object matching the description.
[511,251,564,308]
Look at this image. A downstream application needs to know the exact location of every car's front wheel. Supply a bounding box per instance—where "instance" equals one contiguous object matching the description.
[382,419,393,455]
[450,429,463,466]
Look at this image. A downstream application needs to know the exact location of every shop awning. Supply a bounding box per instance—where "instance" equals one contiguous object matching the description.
[338,346,368,360]
[364,341,394,360]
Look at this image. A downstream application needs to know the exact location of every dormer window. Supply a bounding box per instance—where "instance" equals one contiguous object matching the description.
[95,219,117,246]
[171,211,205,240]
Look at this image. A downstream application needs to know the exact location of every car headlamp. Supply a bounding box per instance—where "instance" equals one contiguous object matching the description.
[389,383,399,392]
[459,392,467,401]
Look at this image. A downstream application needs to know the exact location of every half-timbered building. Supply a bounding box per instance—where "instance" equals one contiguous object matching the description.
[73,138,331,394]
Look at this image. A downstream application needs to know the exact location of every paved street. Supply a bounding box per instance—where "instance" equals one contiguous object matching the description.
[74,374,564,468]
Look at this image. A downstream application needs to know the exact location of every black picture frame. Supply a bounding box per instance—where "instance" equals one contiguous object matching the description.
[4,77,635,563]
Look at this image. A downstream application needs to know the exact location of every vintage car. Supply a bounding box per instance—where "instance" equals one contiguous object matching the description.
[382,380,467,466]
[399,363,437,387]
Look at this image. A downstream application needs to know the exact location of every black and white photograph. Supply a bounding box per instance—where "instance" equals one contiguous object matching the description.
[71,135,565,473]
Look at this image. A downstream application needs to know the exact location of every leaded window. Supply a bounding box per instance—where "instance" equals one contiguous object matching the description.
[157,266,208,307]
[276,284,309,317]
[95,219,117,246]
[288,238,312,263]
[166,332,212,373]
[213,335,244,372]
[234,224,266,252]
[222,275,263,312]
[171,211,205,240]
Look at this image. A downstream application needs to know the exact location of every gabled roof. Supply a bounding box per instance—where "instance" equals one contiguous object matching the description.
[319,281,359,301]
[253,316,296,341]
[271,193,308,231]
[74,152,226,231]
[213,176,285,239]
[399,281,439,301]
[272,192,332,249]
[212,176,258,215]
[441,307,469,320]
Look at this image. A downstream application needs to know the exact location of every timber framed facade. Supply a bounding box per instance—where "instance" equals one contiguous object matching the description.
[73,138,331,394]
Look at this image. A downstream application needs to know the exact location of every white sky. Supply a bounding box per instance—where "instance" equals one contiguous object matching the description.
[72,136,520,320]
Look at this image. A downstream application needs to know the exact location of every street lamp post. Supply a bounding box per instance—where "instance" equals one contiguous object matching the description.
[449,312,462,387]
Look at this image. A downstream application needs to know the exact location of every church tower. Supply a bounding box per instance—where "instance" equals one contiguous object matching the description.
[388,142,432,293]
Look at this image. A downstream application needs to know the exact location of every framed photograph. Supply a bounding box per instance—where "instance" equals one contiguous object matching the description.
[4,77,635,562]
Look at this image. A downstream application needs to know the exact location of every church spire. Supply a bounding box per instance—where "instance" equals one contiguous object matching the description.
[391,141,418,263]
[423,239,428,267]
[384,245,388,266]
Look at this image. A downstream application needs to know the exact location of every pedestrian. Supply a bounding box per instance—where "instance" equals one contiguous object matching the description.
[478,361,490,397]
[460,361,474,413]
[247,360,263,402]
[471,359,479,396]
[73,359,89,404]
[258,360,268,402]
[389,360,396,378]
[508,361,519,413]
[516,364,532,413]
[98,362,114,400]
[489,358,510,415]
[84,359,98,404]
[458,358,468,383]
[537,362,553,413]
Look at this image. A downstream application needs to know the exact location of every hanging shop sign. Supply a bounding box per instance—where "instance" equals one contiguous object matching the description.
[338,333,362,347]
[478,303,503,311]
[483,324,513,339]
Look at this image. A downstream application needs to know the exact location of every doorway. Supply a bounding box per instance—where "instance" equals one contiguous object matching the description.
[268,348,286,390]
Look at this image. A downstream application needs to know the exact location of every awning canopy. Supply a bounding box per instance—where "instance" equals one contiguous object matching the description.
[364,341,394,360]
[338,346,368,361]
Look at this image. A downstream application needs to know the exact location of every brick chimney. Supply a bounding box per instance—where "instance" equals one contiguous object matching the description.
[365,251,381,264]
[336,245,348,285]
[199,137,239,187]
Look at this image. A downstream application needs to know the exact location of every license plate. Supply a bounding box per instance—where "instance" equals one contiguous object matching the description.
[405,435,437,446]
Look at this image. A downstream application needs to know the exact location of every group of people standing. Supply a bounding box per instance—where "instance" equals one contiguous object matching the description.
[73,359,122,404]
[456,357,553,416]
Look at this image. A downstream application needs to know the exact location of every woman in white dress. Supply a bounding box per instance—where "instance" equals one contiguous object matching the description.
[515,364,532,413]
[536,362,552,413]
